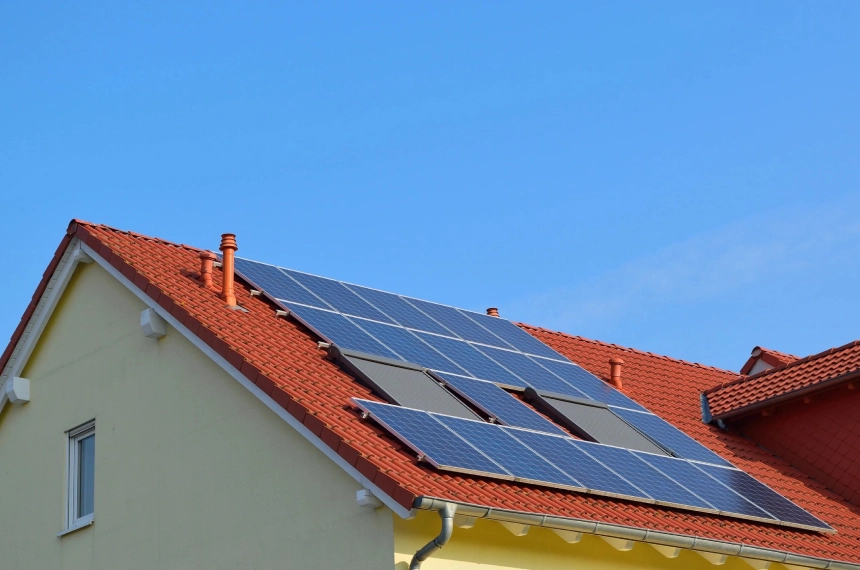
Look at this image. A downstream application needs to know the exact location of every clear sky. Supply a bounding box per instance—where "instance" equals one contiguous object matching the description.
[3,2,859,371]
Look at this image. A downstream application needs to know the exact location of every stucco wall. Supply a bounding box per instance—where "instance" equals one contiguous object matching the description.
[0,261,394,569]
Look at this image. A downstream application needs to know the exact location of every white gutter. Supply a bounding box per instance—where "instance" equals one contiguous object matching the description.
[413,497,859,570]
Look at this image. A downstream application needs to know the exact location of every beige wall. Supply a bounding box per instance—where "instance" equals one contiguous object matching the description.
[0,261,394,569]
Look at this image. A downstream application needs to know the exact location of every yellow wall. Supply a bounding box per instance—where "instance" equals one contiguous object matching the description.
[395,505,802,570]
[0,261,394,569]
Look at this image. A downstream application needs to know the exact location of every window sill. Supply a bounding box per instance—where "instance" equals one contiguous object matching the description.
[57,515,94,537]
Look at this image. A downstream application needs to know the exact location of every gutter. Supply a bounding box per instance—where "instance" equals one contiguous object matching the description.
[708,369,860,422]
[412,497,860,570]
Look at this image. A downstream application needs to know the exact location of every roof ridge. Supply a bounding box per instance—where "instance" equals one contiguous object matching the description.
[517,322,737,376]
[69,219,208,254]
[704,339,860,395]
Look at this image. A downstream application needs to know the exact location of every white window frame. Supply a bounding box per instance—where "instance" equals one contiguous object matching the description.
[62,420,95,535]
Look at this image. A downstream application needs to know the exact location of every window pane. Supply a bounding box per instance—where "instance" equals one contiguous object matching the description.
[77,434,95,518]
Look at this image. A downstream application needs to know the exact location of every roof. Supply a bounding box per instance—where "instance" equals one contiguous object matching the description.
[740,346,800,375]
[705,341,860,420]
[5,220,860,566]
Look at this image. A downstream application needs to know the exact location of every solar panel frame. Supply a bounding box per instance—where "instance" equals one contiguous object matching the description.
[611,406,733,467]
[693,463,832,531]
[234,258,331,309]
[403,297,516,348]
[474,345,588,397]
[284,269,396,324]
[343,283,453,335]
[350,318,468,375]
[458,309,567,360]
[534,357,648,411]
[353,399,512,477]
[415,333,526,387]
[435,415,581,489]
[434,372,567,435]
[286,305,401,359]
[572,440,714,511]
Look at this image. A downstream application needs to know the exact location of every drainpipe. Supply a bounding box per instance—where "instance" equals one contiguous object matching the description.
[410,502,456,570]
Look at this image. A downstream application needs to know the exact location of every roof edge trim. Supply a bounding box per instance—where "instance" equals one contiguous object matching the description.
[413,497,852,569]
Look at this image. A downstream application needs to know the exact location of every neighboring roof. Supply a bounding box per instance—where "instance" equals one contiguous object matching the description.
[705,341,860,420]
[4,220,860,566]
[740,346,800,375]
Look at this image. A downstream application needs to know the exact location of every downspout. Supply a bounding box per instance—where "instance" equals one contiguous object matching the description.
[410,503,456,570]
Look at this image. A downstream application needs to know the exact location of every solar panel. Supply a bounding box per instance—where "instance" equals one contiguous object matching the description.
[415,333,525,387]
[526,390,666,455]
[459,310,566,359]
[694,463,831,530]
[354,399,509,476]
[534,358,647,411]
[403,297,513,348]
[284,269,395,324]
[611,407,732,467]
[287,305,399,359]
[352,318,466,375]
[235,258,329,309]
[435,372,567,435]
[475,346,586,396]
[574,441,712,510]
[343,284,452,335]
[504,428,644,499]
[634,452,773,521]
[435,415,580,488]
[340,353,480,420]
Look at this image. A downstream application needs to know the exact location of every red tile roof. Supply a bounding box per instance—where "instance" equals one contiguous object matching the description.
[6,220,860,565]
[706,341,860,420]
[740,346,800,375]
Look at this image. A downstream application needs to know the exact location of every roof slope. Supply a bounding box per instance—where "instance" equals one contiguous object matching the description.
[706,341,860,419]
[5,221,860,565]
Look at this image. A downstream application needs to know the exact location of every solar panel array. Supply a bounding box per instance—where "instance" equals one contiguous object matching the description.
[232,257,830,531]
[354,399,831,531]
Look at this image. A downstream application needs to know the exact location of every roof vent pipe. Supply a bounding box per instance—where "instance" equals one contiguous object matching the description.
[486,307,499,317]
[219,234,238,307]
[199,251,217,289]
[608,357,624,389]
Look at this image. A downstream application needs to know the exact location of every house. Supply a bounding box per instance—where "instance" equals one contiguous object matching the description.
[1,219,859,569]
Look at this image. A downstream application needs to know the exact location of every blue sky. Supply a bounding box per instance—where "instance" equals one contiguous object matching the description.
[2,2,859,371]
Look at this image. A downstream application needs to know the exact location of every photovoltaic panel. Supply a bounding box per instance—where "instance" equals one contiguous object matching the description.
[634,452,772,520]
[459,310,566,360]
[574,441,712,509]
[435,372,567,435]
[416,333,525,387]
[404,297,514,348]
[343,284,452,335]
[476,346,587,397]
[611,407,732,467]
[351,318,466,375]
[354,400,508,476]
[694,463,831,530]
[284,269,395,324]
[287,306,399,359]
[235,258,329,309]
[504,428,644,498]
[535,358,647,411]
[435,415,579,487]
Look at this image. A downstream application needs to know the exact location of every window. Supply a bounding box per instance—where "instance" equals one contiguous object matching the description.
[65,421,95,532]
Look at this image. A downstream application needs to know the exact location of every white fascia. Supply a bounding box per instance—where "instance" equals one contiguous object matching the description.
[75,241,413,519]
[0,239,93,416]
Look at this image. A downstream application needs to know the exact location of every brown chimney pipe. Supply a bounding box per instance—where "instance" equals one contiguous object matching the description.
[486,307,499,317]
[219,234,238,307]
[608,357,624,389]
[199,251,217,289]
